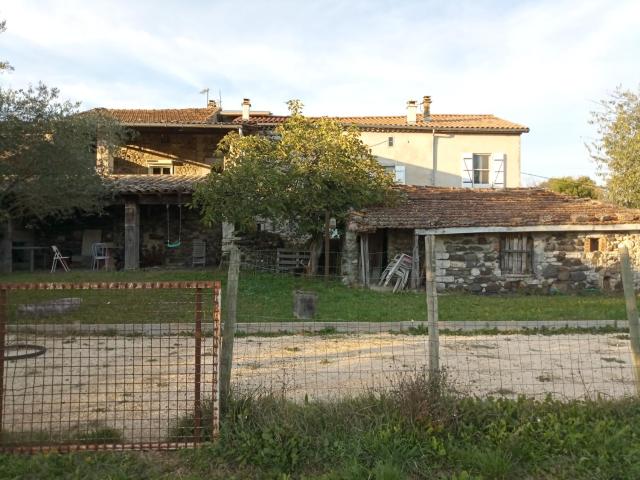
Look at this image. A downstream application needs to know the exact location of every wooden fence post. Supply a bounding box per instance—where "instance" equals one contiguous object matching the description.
[425,235,440,374]
[620,244,640,394]
[220,245,240,411]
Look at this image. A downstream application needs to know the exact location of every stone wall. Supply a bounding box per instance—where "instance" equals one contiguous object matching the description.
[432,231,640,293]
[113,130,225,175]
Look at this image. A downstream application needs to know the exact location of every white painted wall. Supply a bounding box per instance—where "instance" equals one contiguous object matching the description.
[362,130,522,188]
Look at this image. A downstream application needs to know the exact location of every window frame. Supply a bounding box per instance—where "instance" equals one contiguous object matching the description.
[472,153,491,187]
[147,161,174,175]
[500,234,533,275]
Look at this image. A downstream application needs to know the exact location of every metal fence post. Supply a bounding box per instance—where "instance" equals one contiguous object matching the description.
[620,244,640,394]
[194,288,203,443]
[212,281,221,438]
[0,288,6,441]
[425,235,440,374]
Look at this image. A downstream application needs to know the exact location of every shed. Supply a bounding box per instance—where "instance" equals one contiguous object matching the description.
[345,187,640,293]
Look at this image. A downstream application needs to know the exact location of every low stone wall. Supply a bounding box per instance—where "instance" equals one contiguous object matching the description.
[433,231,640,293]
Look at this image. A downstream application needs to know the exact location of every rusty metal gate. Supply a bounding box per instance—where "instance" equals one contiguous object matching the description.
[0,281,221,453]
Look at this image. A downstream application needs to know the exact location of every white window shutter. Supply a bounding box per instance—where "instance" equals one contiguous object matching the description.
[491,153,506,188]
[394,165,406,185]
[461,153,473,188]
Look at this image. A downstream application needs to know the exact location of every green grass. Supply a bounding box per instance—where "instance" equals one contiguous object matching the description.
[2,375,640,479]
[0,268,630,323]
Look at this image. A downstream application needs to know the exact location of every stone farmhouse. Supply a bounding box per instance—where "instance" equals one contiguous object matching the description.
[11,95,640,291]
[47,95,529,272]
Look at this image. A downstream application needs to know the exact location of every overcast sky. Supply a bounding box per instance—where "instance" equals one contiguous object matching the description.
[2,0,639,183]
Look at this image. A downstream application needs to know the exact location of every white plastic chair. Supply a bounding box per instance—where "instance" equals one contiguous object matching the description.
[50,246,70,273]
[91,243,110,270]
[192,240,206,267]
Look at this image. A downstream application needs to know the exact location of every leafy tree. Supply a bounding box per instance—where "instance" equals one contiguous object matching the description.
[0,20,13,72]
[193,100,396,275]
[538,176,600,199]
[589,86,640,206]
[0,83,128,270]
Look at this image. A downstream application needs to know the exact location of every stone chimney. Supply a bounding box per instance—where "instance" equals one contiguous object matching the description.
[242,98,251,121]
[406,100,417,125]
[422,95,432,121]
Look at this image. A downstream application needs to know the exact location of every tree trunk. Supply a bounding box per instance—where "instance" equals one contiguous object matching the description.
[308,237,322,276]
[324,211,330,280]
[0,216,12,274]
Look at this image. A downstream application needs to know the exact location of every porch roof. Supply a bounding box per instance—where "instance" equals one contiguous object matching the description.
[105,174,206,195]
[352,186,640,233]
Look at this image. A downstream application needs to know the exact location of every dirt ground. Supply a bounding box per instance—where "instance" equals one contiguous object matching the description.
[2,331,636,443]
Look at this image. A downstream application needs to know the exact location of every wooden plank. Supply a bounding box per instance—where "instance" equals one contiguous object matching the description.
[620,244,640,394]
[411,233,420,289]
[220,245,240,411]
[124,199,140,270]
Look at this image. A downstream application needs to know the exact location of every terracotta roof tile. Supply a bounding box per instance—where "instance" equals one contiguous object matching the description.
[355,186,640,231]
[235,114,528,133]
[96,106,220,125]
[105,175,206,194]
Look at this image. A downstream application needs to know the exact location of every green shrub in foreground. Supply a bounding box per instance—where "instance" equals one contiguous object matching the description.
[3,373,640,479]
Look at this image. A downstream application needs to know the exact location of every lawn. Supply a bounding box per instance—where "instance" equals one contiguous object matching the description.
[0,268,629,323]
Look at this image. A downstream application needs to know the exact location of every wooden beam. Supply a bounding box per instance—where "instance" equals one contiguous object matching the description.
[360,234,370,287]
[620,244,640,394]
[411,232,420,289]
[416,224,640,236]
[124,199,140,270]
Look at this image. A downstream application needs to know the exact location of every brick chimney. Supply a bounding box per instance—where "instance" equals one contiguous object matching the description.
[242,98,251,121]
[422,95,432,121]
[406,100,417,125]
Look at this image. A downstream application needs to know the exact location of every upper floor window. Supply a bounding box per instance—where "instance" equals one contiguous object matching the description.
[383,165,405,185]
[148,161,173,175]
[388,136,394,147]
[462,152,505,188]
[472,154,490,185]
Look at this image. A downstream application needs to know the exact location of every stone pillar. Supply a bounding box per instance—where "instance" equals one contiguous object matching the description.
[341,228,359,285]
[124,198,140,270]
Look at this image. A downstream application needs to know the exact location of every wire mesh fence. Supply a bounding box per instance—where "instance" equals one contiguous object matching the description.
[0,282,221,453]
[228,320,638,401]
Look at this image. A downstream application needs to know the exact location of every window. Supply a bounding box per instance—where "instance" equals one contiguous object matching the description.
[472,154,490,185]
[150,166,172,175]
[585,236,607,253]
[148,161,173,175]
[388,136,394,147]
[500,235,533,274]
[462,153,497,188]
[383,165,405,185]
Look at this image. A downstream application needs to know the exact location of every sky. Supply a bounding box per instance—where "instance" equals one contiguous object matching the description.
[1,0,639,184]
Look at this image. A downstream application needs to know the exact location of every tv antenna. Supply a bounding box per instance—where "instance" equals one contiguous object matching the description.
[199,88,210,105]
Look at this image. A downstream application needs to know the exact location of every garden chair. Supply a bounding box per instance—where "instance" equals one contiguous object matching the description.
[50,245,70,273]
[192,239,206,267]
[379,253,413,292]
[91,243,110,270]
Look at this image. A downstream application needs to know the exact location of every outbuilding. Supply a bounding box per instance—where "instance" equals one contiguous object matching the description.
[344,187,640,293]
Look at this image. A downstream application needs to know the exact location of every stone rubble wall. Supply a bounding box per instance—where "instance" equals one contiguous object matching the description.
[432,231,640,293]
